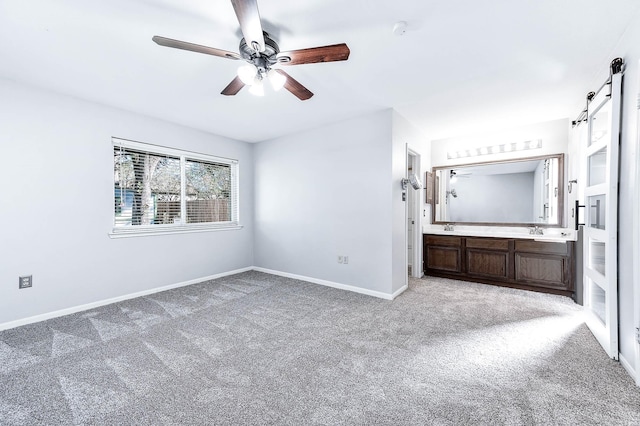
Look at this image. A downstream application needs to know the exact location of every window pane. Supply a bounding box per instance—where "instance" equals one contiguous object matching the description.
[588,278,606,326]
[589,101,609,147]
[185,159,232,223]
[587,194,606,230]
[114,148,181,227]
[588,147,607,187]
[589,239,605,277]
[112,138,239,235]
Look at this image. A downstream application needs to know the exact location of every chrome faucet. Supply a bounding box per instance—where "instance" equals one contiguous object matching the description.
[444,224,454,231]
[529,226,544,235]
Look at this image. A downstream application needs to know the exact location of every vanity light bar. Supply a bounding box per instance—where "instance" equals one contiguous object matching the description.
[447,139,542,160]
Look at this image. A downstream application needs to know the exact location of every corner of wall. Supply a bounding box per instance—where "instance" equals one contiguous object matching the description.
[253,110,396,295]
[390,112,431,292]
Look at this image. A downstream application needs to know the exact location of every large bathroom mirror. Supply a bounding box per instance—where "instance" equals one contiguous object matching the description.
[432,154,564,226]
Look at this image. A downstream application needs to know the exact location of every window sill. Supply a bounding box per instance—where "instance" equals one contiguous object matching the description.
[109,224,243,239]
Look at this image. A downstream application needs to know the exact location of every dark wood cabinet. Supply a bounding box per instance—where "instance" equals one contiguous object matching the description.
[424,236,463,273]
[423,234,575,297]
[466,237,510,280]
[513,240,573,291]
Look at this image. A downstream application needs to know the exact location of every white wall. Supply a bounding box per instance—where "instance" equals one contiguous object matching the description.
[253,110,396,296]
[0,79,254,325]
[431,119,569,166]
[568,123,587,232]
[393,112,432,281]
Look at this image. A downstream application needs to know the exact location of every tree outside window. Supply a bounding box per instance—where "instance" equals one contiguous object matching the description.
[113,141,237,232]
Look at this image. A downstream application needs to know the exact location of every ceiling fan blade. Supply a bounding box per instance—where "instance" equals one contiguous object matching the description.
[275,69,313,101]
[152,36,241,60]
[277,43,350,65]
[230,0,265,52]
[221,76,245,96]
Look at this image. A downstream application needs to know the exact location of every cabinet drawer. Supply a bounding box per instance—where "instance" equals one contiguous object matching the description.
[425,235,462,247]
[514,240,569,256]
[466,238,509,250]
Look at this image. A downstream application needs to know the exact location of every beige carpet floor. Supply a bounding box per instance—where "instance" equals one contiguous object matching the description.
[1,271,639,425]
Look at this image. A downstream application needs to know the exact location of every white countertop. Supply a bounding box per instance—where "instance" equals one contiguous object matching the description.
[423,225,577,242]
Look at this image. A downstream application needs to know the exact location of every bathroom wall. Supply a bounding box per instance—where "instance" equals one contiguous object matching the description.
[431,119,569,166]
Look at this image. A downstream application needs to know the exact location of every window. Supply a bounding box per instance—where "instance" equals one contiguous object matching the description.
[111,138,239,237]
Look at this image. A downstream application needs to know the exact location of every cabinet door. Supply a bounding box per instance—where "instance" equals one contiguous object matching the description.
[465,238,510,279]
[426,246,462,273]
[514,253,570,291]
[466,249,509,279]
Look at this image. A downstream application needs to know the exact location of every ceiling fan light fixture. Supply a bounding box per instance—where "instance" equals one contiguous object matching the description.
[268,70,286,91]
[248,80,265,96]
[237,63,258,85]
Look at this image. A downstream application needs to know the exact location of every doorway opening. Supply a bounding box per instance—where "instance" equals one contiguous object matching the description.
[407,148,422,278]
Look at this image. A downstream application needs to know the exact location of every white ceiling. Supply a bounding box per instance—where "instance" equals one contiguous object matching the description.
[1,0,638,143]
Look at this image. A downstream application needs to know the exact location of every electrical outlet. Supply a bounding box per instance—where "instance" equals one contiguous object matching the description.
[337,256,344,264]
[343,256,349,264]
[19,275,32,289]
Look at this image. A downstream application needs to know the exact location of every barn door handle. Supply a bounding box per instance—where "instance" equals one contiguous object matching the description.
[575,200,585,230]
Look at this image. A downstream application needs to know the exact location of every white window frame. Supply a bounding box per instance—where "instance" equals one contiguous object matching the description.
[109,137,241,238]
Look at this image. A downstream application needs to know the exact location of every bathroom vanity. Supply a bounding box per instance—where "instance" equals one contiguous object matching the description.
[423,230,575,297]
[424,152,577,298]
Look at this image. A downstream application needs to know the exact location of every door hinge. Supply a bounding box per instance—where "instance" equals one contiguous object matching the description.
[636,328,640,344]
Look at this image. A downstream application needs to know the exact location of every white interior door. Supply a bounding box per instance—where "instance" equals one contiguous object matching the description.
[583,71,622,360]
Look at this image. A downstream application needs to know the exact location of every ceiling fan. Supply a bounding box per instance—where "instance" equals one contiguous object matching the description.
[152,0,350,100]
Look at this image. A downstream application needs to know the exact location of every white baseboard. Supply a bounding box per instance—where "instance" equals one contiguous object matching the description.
[392,284,408,299]
[252,267,396,300]
[0,266,402,332]
[0,266,253,332]
[619,353,638,386]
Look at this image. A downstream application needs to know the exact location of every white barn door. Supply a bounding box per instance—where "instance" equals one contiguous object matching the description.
[583,62,622,360]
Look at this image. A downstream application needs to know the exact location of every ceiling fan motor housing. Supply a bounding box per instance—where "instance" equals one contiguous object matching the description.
[239,32,283,73]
